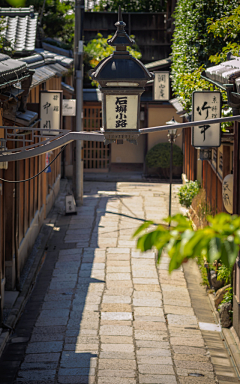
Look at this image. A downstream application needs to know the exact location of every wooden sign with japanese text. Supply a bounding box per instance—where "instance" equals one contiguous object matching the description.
[40,91,62,135]
[154,71,170,101]
[192,91,221,147]
[105,95,138,130]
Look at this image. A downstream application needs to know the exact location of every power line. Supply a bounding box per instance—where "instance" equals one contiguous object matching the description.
[0,145,66,183]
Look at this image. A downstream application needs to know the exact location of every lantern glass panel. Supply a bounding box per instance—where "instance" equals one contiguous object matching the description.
[106,94,138,130]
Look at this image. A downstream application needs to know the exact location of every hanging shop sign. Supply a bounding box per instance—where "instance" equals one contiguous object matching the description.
[40,91,63,135]
[222,174,233,214]
[192,91,221,148]
[153,71,170,101]
[62,99,76,116]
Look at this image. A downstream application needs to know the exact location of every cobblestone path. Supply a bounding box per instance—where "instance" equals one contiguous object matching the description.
[0,181,238,384]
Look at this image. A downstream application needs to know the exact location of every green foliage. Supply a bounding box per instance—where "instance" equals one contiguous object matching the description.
[5,0,25,6]
[218,287,233,311]
[133,213,240,273]
[171,0,239,113]
[197,254,210,287]
[208,5,240,64]
[26,0,75,48]
[92,0,167,12]
[0,17,13,55]
[84,33,141,86]
[178,181,200,208]
[145,142,183,169]
[217,264,231,284]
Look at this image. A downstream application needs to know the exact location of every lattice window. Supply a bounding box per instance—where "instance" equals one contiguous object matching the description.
[83,105,109,170]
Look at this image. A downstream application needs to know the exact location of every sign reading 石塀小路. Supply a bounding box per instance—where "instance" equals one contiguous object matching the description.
[154,71,170,101]
[105,94,138,130]
[40,91,62,135]
[192,91,221,147]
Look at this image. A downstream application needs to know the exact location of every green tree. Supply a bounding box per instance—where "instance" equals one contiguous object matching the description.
[84,33,141,86]
[171,0,239,112]
[93,0,167,12]
[26,0,75,49]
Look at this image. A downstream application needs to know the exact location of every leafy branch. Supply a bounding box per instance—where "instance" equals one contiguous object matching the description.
[133,213,240,273]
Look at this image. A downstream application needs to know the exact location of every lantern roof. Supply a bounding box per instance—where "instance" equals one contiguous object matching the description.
[90,7,154,86]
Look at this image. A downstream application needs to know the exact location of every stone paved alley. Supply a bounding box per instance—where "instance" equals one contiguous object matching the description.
[0,181,239,384]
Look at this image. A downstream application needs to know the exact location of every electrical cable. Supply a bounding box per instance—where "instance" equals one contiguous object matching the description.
[0,145,66,183]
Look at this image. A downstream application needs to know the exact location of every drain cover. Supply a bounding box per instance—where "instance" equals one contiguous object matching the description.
[188,373,204,377]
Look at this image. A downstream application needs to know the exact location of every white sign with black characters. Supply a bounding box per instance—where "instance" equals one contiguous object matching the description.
[40,92,62,135]
[154,71,170,101]
[106,95,138,130]
[62,99,76,116]
[192,91,221,147]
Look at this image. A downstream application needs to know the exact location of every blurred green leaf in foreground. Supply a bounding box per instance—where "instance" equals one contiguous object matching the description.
[133,213,240,273]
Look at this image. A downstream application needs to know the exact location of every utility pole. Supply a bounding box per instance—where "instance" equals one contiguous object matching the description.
[73,0,84,205]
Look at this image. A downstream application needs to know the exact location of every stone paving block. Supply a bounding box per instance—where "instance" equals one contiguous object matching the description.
[133,321,167,331]
[137,348,171,356]
[136,341,170,349]
[134,285,161,292]
[133,278,159,285]
[167,314,198,326]
[60,352,97,368]
[106,281,133,288]
[107,267,131,273]
[101,344,134,352]
[98,359,136,370]
[174,360,213,371]
[24,353,61,363]
[101,336,133,344]
[174,353,210,362]
[134,307,164,317]
[107,255,131,261]
[164,305,195,316]
[104,288,133,296]
[107,273,131,281]
[98,369,136,377]
[98,378,136,384]
[102,296,131,304]
[132,271,158,278]
[57,375,95,383]
[170,337,204,347]
[134,316,165,322]
[176,368,214,378]
[178,379,216,384]
[58,367,95,376]
[26,341,63,354]
[138,364,175,375]
[101,312,132,321]
[172,345,207,356]
[100,325,132,336]
[17,370,56,381]
[134,330,168,341]
[99,352,135,360]
[133,298,162,307]
[137,356,173,365]
[101,320,132,326]
[139,375,177,384]
[41,301,71,310]
[20,362,58,370]
[101,303,132,312]
[133,291,162,299]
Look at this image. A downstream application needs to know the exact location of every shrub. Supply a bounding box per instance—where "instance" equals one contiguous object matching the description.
[145,142,183,169]
[178,180,200,208]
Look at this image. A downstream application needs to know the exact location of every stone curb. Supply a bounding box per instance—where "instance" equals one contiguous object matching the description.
[208,289,240,378]
[0,220,55,358]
